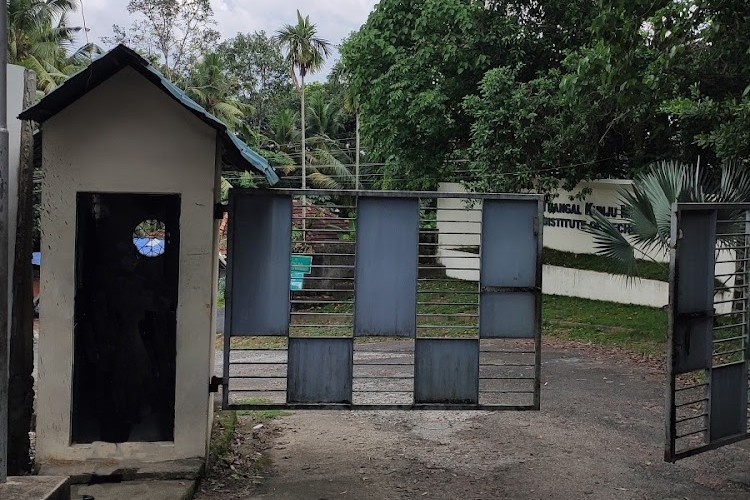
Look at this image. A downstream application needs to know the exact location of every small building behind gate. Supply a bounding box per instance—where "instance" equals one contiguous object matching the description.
[19,44,277,468]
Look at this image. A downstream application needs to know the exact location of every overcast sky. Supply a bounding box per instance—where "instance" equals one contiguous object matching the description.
[77,0,380,81]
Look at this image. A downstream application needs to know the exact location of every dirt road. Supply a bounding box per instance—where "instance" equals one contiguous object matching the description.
[205,340,750,500]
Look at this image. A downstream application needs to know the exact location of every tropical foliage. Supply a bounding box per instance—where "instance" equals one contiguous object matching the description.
[274,10,332,189]
[9,0,101,94]
[585,161,750,277]
[342,0,750,192]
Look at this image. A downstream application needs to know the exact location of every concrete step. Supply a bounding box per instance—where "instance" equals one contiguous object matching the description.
[71,479,196,500]
[0,476,69,500]
[37,457,204,485]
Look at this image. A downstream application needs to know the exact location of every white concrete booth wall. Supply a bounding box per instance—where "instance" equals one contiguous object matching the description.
[38,66,219,462]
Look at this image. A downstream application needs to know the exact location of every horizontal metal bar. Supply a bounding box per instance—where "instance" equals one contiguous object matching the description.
[354,363,413,367]
[676,428,708,439]
[715,233,748,238]
[714,311,745,318]
[712,360,748,369]
[479,376,535,380]
[417,325,478,329]
[675,398,708,408]
[480,350,537,354]
[715,273,746,279]
[675,383,708,392]
[225,347,288,351]
[291,300,353,305]
[714,297,746,305]
[481,286,539,294]
[712,348,746,357]
[351,390,413,393]
[668,432,750,462]
[675,413,708,424]
[248,187,543,201]
[715,285,749,292]
[228,389,286,392]
[718,245,750,251]
[229,361,288,365]
[713,322,747,331]
[224,402,539,411]
[289,326,352,329]
[480,390,534,394]
[481,363,535,367]
[714,335,746,344]
[291,311,352,316]
[417,303,477,308]
[227,375,287,379]
[416,313,478,317]
[353,375,413,379]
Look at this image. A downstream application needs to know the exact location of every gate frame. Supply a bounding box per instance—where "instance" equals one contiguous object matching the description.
[221,188,544,412]
[665,202,750,462]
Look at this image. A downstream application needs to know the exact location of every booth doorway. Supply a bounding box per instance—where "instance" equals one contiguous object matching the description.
[72,193,180,443]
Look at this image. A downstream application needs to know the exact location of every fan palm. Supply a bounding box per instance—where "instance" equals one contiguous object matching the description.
[274,11,331,190]
[585,160,750,278]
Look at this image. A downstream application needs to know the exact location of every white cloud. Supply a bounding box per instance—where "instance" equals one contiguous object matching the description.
[76,0,379,81]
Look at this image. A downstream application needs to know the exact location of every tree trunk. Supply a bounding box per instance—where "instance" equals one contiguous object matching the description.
[301,74,306,190]
[7,69,35,475]
[300,74,307,241]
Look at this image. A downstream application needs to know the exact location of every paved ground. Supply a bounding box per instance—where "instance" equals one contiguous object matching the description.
[205,340,750,500]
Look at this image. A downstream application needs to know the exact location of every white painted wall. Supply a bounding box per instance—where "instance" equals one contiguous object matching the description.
[439,248,732,313]
[437,181,667,262]
[37,66,219,463]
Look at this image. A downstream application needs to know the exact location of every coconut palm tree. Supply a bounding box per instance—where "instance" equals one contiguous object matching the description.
[274,11,331,190]
[585,160,750,278]
[185,52,249,129]
[8,0,101,94]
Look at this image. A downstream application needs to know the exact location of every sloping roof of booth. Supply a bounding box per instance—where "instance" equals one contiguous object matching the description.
[19,44,279,185]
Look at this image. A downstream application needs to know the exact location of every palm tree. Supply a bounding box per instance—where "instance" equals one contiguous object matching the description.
[8,0,100,95]
[274,10,331,190]
[586,160,750,278]
[185,52,249,129]
[306,92,342,138]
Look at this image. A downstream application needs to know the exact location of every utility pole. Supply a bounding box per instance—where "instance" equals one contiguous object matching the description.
[0,0,9,485]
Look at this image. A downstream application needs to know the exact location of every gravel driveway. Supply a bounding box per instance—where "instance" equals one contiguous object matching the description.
[207,339,750,500]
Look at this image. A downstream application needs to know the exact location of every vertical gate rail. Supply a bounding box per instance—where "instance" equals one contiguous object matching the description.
[666,202,750,461]
[223,189,543,411]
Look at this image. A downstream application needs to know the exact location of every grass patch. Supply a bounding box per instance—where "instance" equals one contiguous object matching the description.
[235,398,292,420]
[208,410,238,467]
[454,246,669,282]
[542,295,667,356]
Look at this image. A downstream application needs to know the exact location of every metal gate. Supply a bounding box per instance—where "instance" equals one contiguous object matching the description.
[666,203,750,461]
[222,189,543,411]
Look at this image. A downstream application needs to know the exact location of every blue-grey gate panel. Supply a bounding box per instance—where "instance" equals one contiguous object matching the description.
[228,192,292,336]
[710,363,748,441]
[415,339,479,404]
[480,199,537,287]
[674,209,717,373]
[480,292,536,338]
[354,197,419,336]
[287,338,353,404]
[480,199,539,338]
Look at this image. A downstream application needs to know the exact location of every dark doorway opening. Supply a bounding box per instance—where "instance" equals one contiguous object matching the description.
[72,193,180,443]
